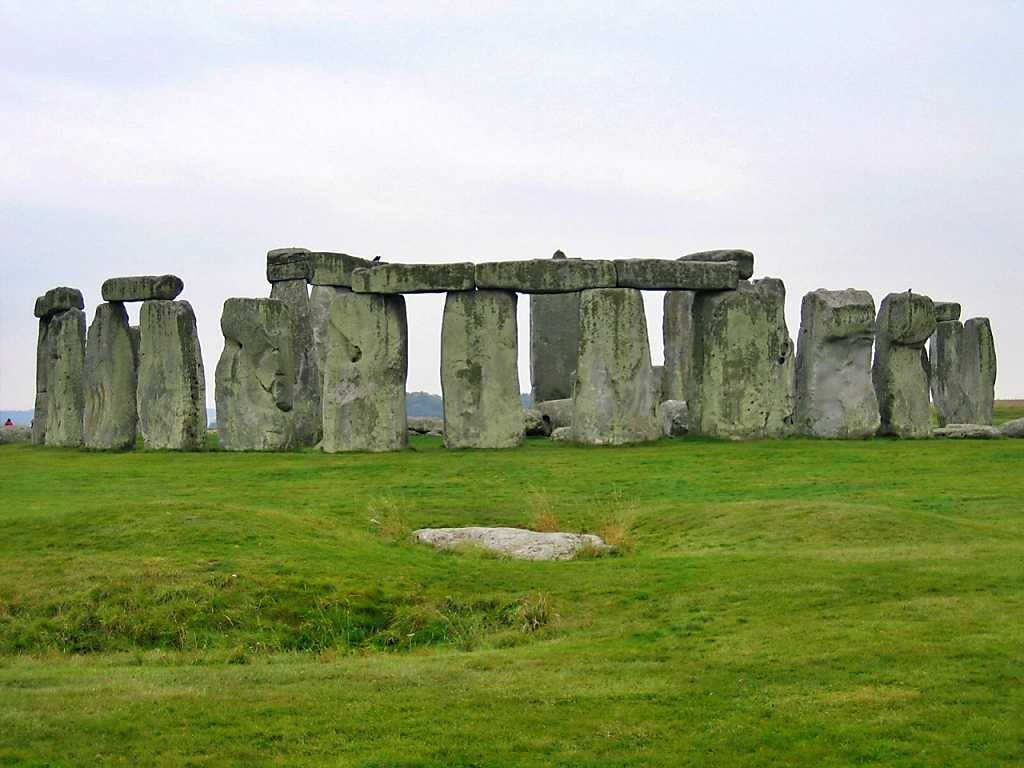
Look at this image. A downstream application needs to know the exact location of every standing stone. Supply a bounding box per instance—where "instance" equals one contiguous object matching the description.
[137,300,207,450]
[793,289,879,439]
[662,290,695,403]
[33,287,85,446]
[309,285,353,385]
[32,317,53,445]
[270,279,320,446]
[873,291,936,438]
[441,290,524,449]
[691,279,795,438]
[39,308,87,447]
[323,293,408,453]
[216,299,296,451]
[572,288,661,445]
[530,292,580,403]
[83,302,139,450]
[931,317,997,426]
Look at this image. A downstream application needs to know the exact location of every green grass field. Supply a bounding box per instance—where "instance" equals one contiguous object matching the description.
[1,414,1023,766]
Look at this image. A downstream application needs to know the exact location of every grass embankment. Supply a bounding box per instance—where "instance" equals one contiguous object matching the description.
[1,435,1023,766]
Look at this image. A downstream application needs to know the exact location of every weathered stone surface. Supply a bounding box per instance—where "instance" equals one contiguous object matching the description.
[931,318,996,426]
[267,247,311,282]
[83,302,139,450]
[997,417,1024,438]
[215,298,297,451]
[101,275,183,302]
[476,259,615,292]
[934,424,1002,439]
[934,302,962,323]
[36,308,87,447]
[614,259,739,291]
[662,290,695,403]
[572,288,661,445]
[658,400,690,437]
[32,318,53,444]
[691,279,795,438]
[873,291,936,438]
[137,300,207,450]
[270,280,320,445]
[309,285,353,385]
[441,290,524,449]
[793,289,879,439]
[323,293,408,453]
[530,292,580,403]
[413,527,610,560]
[309,252,376,286]
[963,318,997,425]
[0,425,31,444]
[536,398,573,431]
[679,249,755,280]
[550,426,572,441]
[352,263,475,294]
[651,365,666,404]
[34,287,84,318]
[408,416,443,435]
[524,408,549,436]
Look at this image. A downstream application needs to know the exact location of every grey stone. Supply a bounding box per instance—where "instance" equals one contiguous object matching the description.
[931,317,997,427]
[32,318,53,445]
[691,279,795,438]
[662,290,695,403]
[101,275,183,302]
[651,365,666,404]
[679,249,755,280]
[476,259,615,292]
[309,285,353,387]
[137,300,207,450]
[659,399,690,437]
[873,291,936,438]
[0,425,31,444]
[793,289,879,439]
[614,259,739,290]
[934,424,1002,439]
[34,287,84,319]
[352,263,475,294]
[536,398,573,431]
[572,288,661,445]
[441,290,524,449]
[530,292,580,403]
[524,408,549,436]
[270,280,321,445]
[934,302,962,323]
[309,252,376,286]
[267,247,311,283]
[323,293,409,453]
[37,308,87,447]
[407,416,443,435]
[413,527,610,560]
[215,298,297,452]
[962,318,997,425]
[997,417,1024,438]
[550,426,572,441]
[83,302,139,450]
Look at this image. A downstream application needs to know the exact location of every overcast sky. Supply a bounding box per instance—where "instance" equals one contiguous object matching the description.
[2,0,1022,409]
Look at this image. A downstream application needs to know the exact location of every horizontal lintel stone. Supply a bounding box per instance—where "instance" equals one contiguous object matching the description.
[267,247,311,283]
[351,263,475,294]
[34,286,84,318]
[308,252,378,286]
[679,249,754,280]
[934,302,962,323]
[614,259,739,291]
[475,259,615,293]
[101,275,184,302]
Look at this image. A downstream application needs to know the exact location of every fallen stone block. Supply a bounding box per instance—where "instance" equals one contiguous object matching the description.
[408,416,443,435]
[309,252,377,286]
[997,417,1024,438]
[352,263,475,294]
[614,259,739,291]
[524,408,549,436]
[550,426,572,441]
[270,279,321,446]
[873,291,935,438]
[659,399,690,437]
[934,424,1002,439]
[0,425,31,444]
[679,249,755,280]
[34,287,84,319]
[101,275,183,302]
[536,398,573,431]
[267,247,311,283]
[413,527,610,560]
[83,302,139,450]
[475,259,615,292]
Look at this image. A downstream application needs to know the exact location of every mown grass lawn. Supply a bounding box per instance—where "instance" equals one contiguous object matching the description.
[1,426,1022,766]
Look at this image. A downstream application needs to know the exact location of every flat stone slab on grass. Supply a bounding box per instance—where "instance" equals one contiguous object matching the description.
[352,263,475,294]
[679,249,755,280]
[309,252,377,286]
[34,287,84,318]
[475,259,615,292]
[934,424,1002,439]
[0,425,31,444]
[997,417,1024,438]
[101,275,183,302]
[613,259,739,290]
[267,248,311,283]
[413,527,611,560]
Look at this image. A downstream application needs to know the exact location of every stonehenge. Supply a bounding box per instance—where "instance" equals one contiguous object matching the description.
[930,315,997,426]
[270,279,321,446]
[83,301,139,450]
[33,292,87,447]
[873,291,937,438]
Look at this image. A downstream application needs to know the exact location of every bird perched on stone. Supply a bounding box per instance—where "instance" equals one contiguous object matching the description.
[372,255,381,262]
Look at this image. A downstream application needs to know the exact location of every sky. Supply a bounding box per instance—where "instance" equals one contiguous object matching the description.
[1,0,1022,409]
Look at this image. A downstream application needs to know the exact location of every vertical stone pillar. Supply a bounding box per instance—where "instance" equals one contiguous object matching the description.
[873,291,936,438]
[530,292,580,404]
[691,279,795,438]
[932,315,996,426]
[216,298,297,451]
[793,289,879,438]
[137,300,207,450]
[32,287,86,447]
[270,279,320,446]
[32,317,52,445]
[323,293,408,453]
[83,302,139,450]
[662,290,695,402]
[442,290,524,449]
[572,287,660,445]
[309,285,353,385]
[962,318,996,425]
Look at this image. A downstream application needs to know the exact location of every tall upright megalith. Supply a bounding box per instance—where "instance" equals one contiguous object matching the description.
[691,279,795,438]
[216,298,297,451]
[873,291,936,438]
[33,287,86,447]
[572,287,661,445]
[662,290,695,403]
[322,293,408,453]
[530,291,580,404]
[793,289,879,439]
[137,300,207,450]
[309,285,352,383]
[84,302,139,450]
[442,290,524,449]
[269,279,320,447]
[931,314,996,426]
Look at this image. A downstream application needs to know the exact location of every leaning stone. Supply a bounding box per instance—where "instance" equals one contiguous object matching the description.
[934,424,1002,439]
[933,302,962,323]
[662,290,695,403]
[34,287,84,318]
[441,290,524,449]
[997,417,1024,438]
[101,275,183,302]
[323,293,409,453]
[659,399,690,437]
[83,302,139,450]
[691,279,795,438]
[524,408,549,436]
[0,425,31,444]
[270,280,321,445]
[550,426,572,441]
[793,289,879,439]
[536,398,573,431]
[407,416,443,435]
[475,259,615,292]
[572,288,661,445]
[873,291,935,438]
[215,298,297,452]
[40,308,87,447]
[679,249,755,280]
[266,247,311,282]
[413,527,610,560]
[530,292,580,403]
[308,252,376,286]
[137,300,207,450]
[614,259,739,291]
[352,263,475,294]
